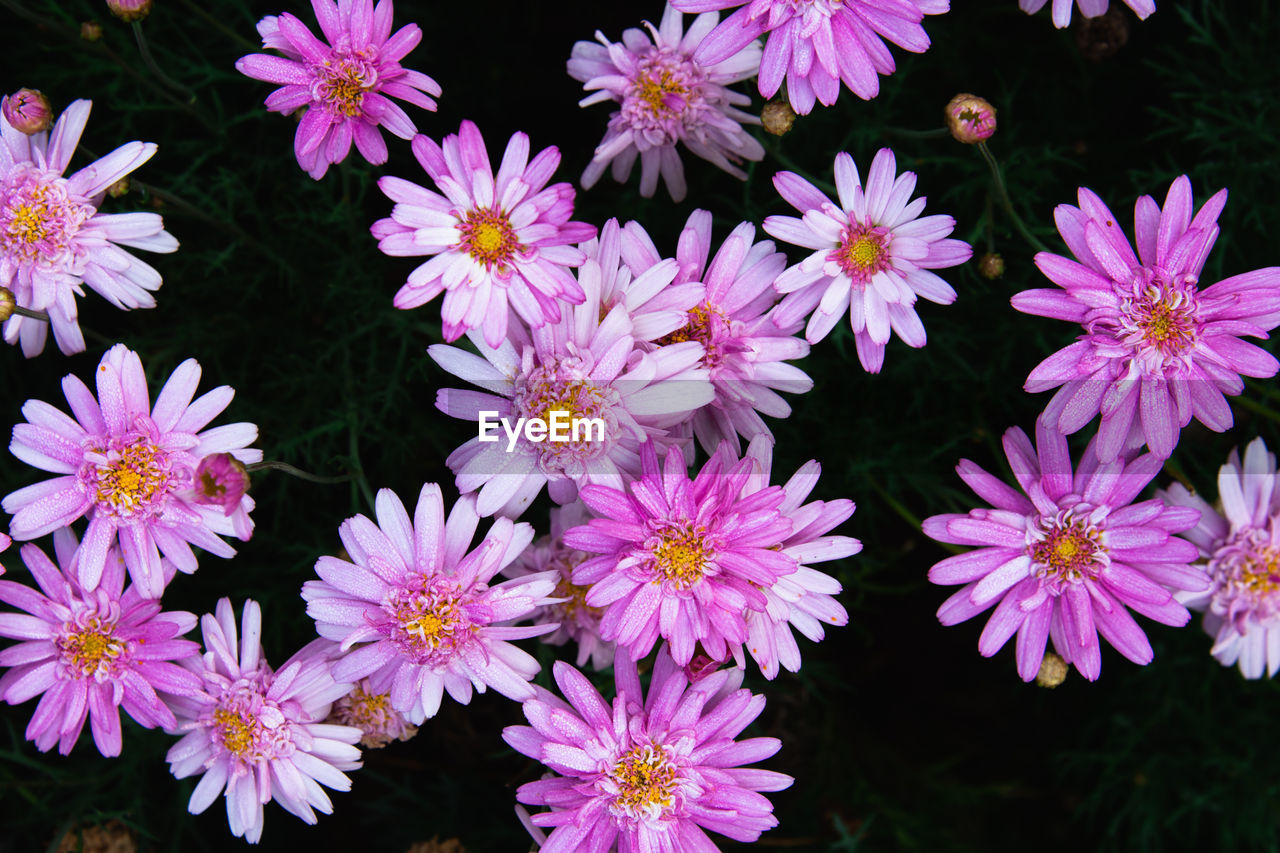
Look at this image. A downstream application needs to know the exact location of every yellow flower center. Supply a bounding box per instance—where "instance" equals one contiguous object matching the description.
[1239,546,1280,595]
[846,236,882,270]
[635,70,687,118]
[214,708,256,756]
[652,527,709,589]
[1031,519,1105,583]
[91,438,170,515]
[60,621,127,677]
[609,745,678,818]
[459,208,520,268]
[8,200,47,246]
[657,305,714,347]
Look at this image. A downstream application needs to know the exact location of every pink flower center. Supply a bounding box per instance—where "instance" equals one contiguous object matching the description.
[511,357,619,470]
[312,51,379,118]
[81,434,176,521]
[383,576,472,664]
[605,744,681,822]
[57,615,128,679]
[1029,513,1108,591]
[647,523,714,590]
[622,49,705,139]
[458,207,522,270]
[1,167,93,267]
[1114,269,1201,374]
[330,684,415,748]
[831,224,890,284]
[209,682,295,762]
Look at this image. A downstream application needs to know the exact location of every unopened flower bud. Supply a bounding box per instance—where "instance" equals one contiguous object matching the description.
[1035,651,1069,687]
[106,0,152,22]
[106,177,130,198]
[193,453,249,514]
[54,821,138,853]
[944,94,997,144]
[978,252,1005,280]
[2,89,53,135]
[1075,7,1129,62]
[0,288,14,323]
[682,652,725,683]
[762,97,797,137]
[81,20,104,41]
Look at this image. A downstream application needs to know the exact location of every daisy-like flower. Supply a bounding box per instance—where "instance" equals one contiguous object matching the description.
[568,3,764,202]
[1159,438,1280,678]
[1,99,177,356]
[430,283,714,518]
[1020,0,1154,28]
[3,344,262,599]
[503,502,613,671]
[235,0,441,180]
[302,484,558,724]
[371,121,596,347]
[764,148,971,373]
[672,0,950,114]
[923,419,1209,681]
[735,436,857,679]
[326,678,418,748]
[563,440,798,666]
[0,529,202,757]
[504,647,792,850]
[165,600,362,845]
[1012,176,1280,463]
[642,211,812,454]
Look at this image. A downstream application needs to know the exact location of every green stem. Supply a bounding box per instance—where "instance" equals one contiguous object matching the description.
[976,141,1050,255]
[177,0,258,51]
[885,126,950,140]
[132,21,195,99]
[1232,393,1280,426]
[246,460,351,484]
[865,475,963,556]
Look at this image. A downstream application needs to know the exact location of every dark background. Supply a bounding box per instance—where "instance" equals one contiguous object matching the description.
[3,0,1280,850]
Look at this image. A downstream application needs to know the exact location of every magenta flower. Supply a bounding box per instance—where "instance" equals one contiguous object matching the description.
[192,453,251,515]
[672,0,950,114]
[1020,0,1154,28]
[429,285,713,517]
[504,647,792,850]
[326,678,418,748]
[235,0,441,180]
[503,502,613,671]
[584,217,702,344]
[302,484,558,724]
[1159,438,1280,678]
[568,3,764,202]
[764,148,971,372]
[371,121,596,347]
[2,89,53,135]
[164,600,362,845]
[923,419,1210,681]
[1,100,177,356]
[563,440,798,666]
[0,529,202,757]
[3,344,261,599]
[1012,176,1280,463]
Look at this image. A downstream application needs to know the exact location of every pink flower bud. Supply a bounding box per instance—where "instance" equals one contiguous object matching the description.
[193,453,249,514]
[944,93,997,144]
[106,0,152,22]
[2,89,53,135]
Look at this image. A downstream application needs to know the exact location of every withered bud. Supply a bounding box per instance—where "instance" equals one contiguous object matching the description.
[106,177,130,198]
[106,0,152,23]
[944,93,997,145]
[1035,651,1069,688]
[81,20,104,41]
[1075,6,1129,62]
[978,252,1005,280]
[0,287,15,323]
[762,97,797,137]
[54,821,138,853]
[405,839,466,853]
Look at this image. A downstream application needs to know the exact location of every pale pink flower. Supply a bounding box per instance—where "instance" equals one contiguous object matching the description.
[302,484,558,724]
[1012,176,1280,463]
[568,3,764,202]
[504,647,792,850]
[0,529,202,757]
[164,600,362,845]
[1020,0,1154,28]
[1159,438,1280,678]
[235,0,441,180]
[1,100,177,356]
[924,419,1209,681]
[672,0,950,114]
[3,344,261,599]
[764,147,971,372]
[371,121,596,347]
[326,678,417,748]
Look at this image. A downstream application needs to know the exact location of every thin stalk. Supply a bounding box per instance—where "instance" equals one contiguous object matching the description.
[246,460,351,484]
[885,126,950,140]
[976,140,1050,255]
[865,475,963,556]
[132,21,195,99]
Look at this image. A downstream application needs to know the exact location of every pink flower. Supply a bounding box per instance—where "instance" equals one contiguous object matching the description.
[503,502,613,671]
[568,3,764,202]
[164,600,363,845]
[0,529,202,757]
[302,484,558,724]
[371,121,596,347]
[1012,176,1280,463]
[640,210,813,454]
[235,0,441,180]
[672,0,950,114]
[326,678,417,748]
[1020,0,1154,28]
[563,440,798,666]
[764,147,971,372]
[3,344,261,599]
[1159,438,1280,678]
[504,647,793,850]
[2,89,52,135]
[1,100,177,356]
[192,453,251,515]
[923,419,1210,681]
[429,285,713,518]
[735,436,858,679]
